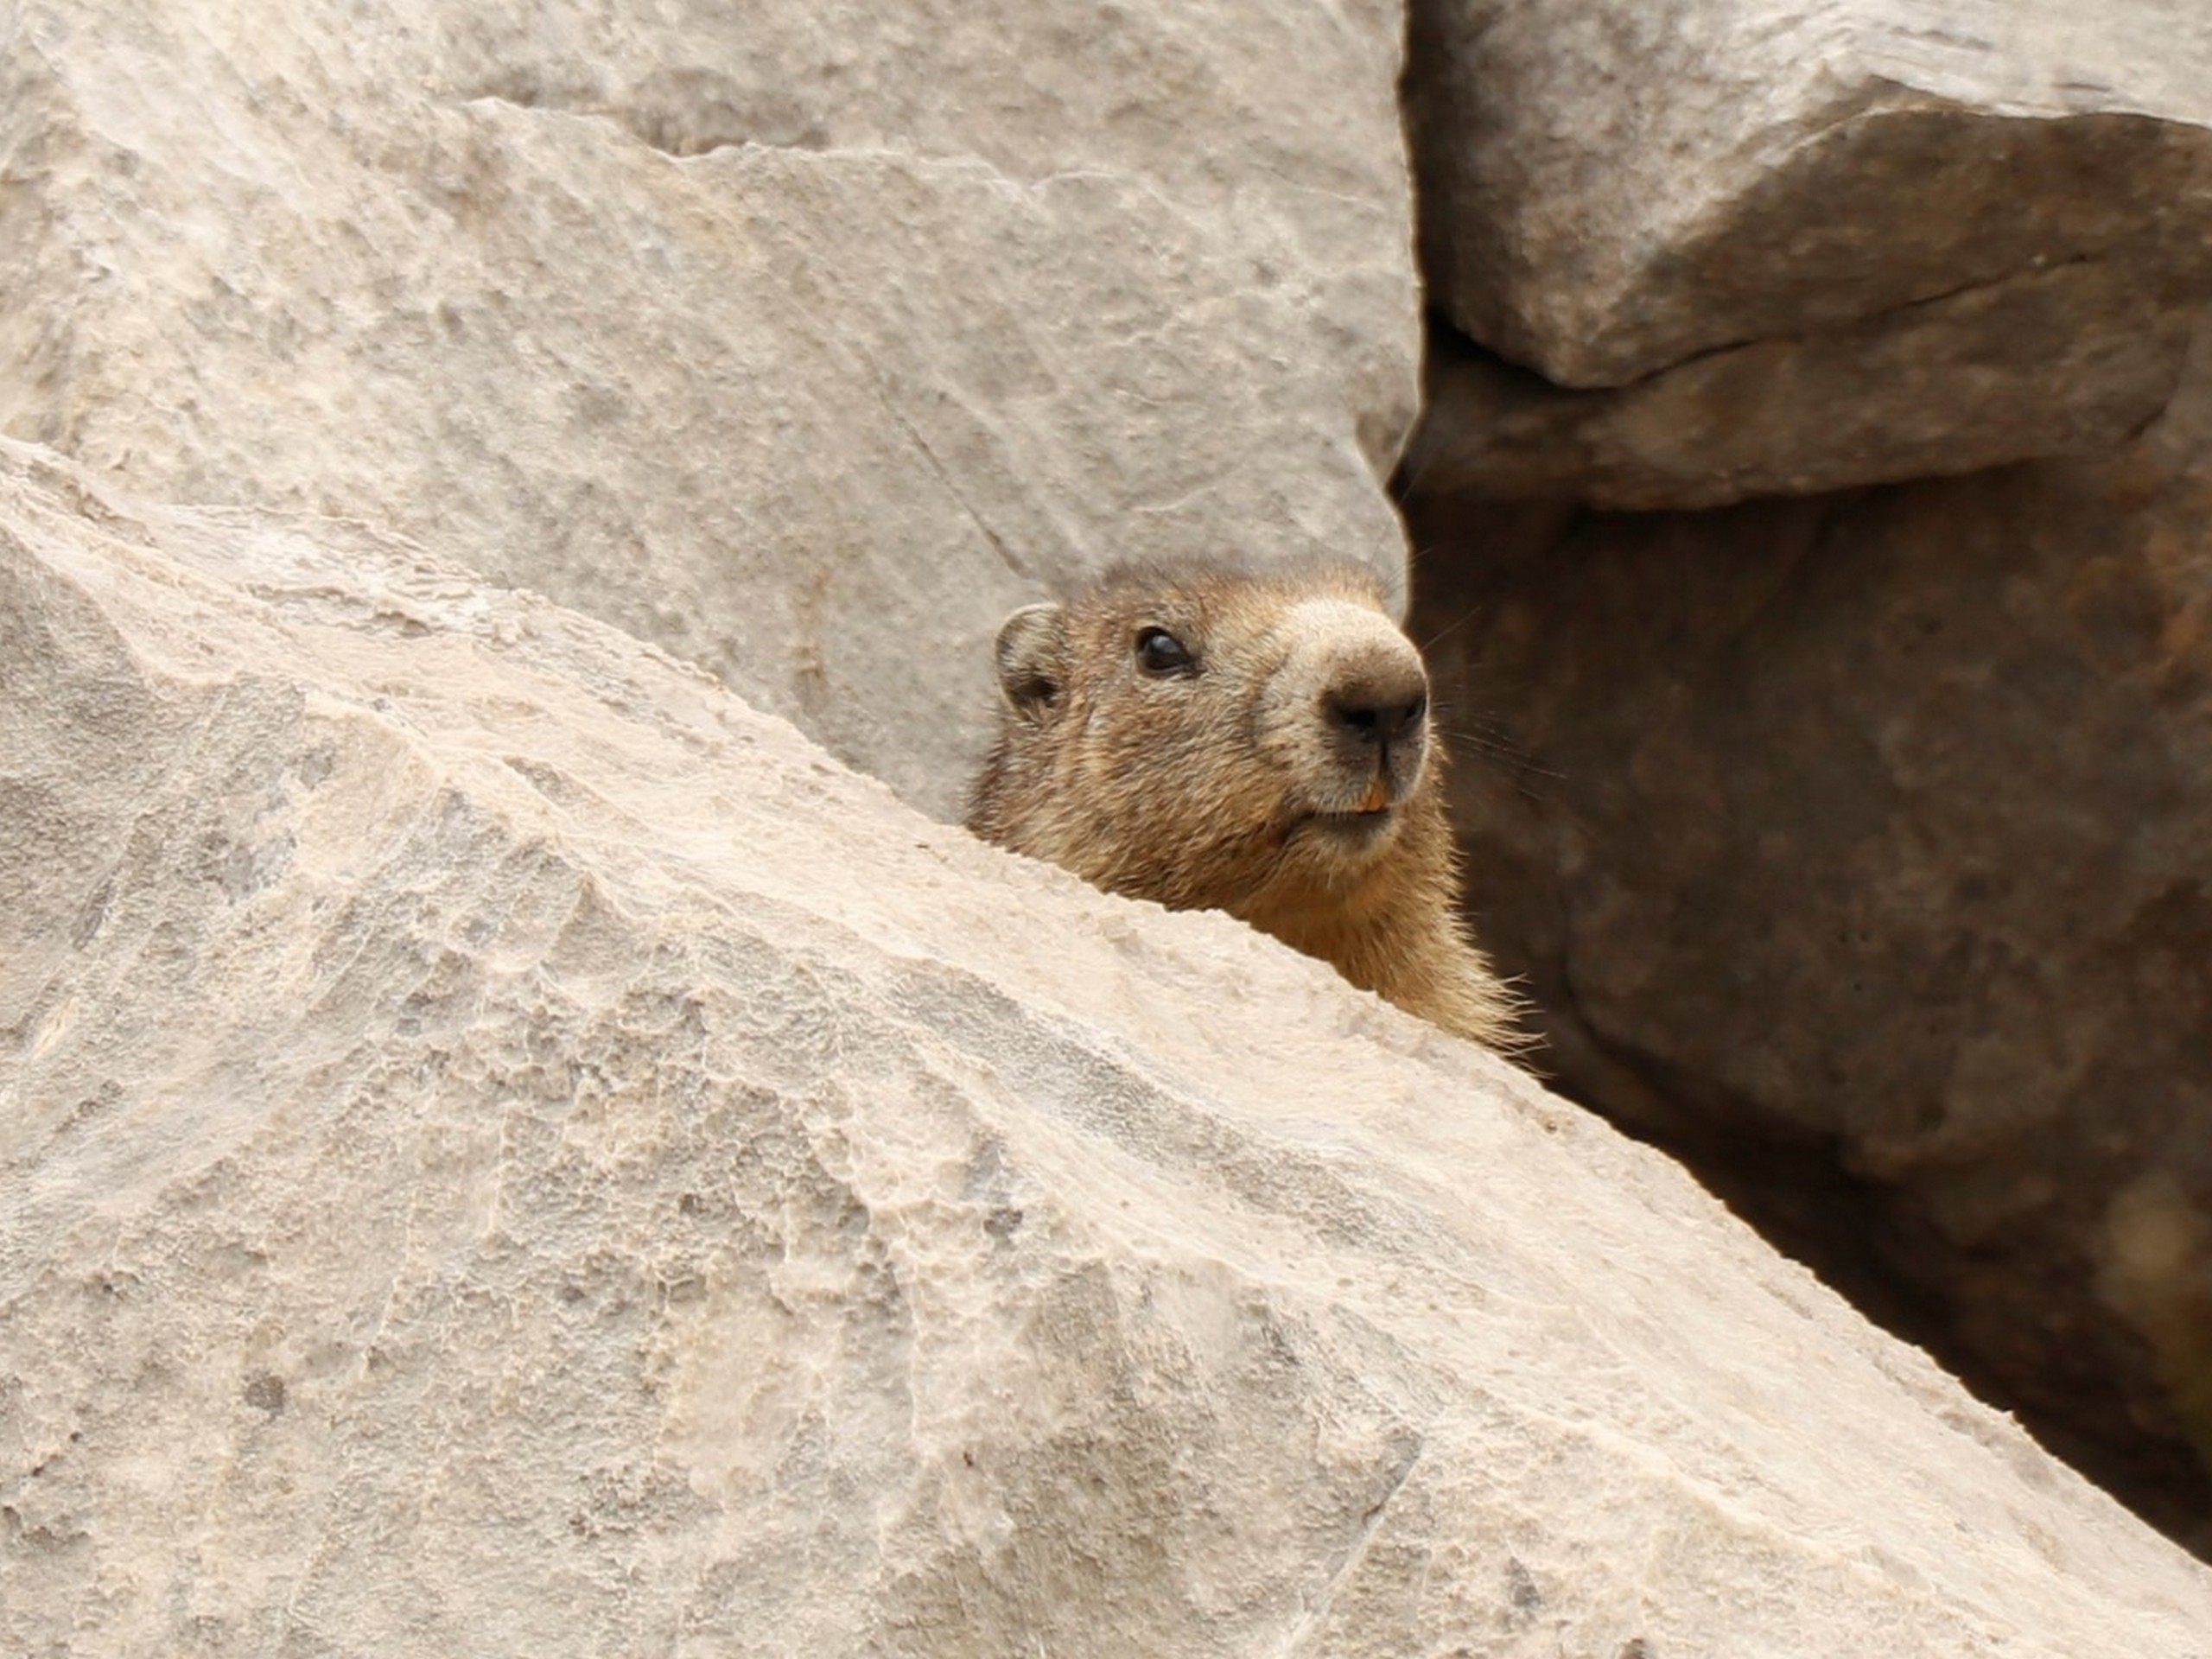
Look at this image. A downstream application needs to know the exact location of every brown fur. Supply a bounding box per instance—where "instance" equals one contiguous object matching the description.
[967,557,1523,1052]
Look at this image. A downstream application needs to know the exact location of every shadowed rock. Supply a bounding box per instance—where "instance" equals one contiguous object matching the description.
[1409,321,2212,1554]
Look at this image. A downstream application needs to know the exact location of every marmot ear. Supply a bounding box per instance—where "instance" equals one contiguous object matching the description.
[994,603,1067,719]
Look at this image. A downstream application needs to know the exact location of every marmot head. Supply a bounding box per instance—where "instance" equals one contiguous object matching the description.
[968,559,1441,918]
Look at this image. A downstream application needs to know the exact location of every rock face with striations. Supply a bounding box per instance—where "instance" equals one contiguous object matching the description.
[1402,0,2212,506]
[8,439,2212,1654]
[0,0,1419,818]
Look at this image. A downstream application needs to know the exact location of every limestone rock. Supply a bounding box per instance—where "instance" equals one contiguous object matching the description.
[0,0,1419,820]
[1403,0,2212,505]
[1409,318,2212,1554]
[7,440,2212,1651]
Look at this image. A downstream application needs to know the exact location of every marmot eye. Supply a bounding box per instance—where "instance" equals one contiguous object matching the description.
[1134,626,1196,677]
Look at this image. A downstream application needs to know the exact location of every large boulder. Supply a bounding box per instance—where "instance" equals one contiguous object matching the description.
[0,0,1419,817]
[1403,0,2212,506]
[1409,319,2212,1554]
[9,440,2212,1652]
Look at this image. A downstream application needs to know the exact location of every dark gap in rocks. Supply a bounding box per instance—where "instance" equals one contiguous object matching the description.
[1395,432,2212,1562]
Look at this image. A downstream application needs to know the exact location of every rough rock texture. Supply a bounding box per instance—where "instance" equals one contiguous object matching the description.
[0,0,1418,818]
[1402,0,2212,506]
[9,442,2212,1653]
[1408,319,2212,1554]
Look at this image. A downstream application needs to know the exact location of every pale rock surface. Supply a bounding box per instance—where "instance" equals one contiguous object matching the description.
[1402,0,2212,505]
[7,444,2212,1654]
[1409,318,2212,1553]
[0,0,1419,819]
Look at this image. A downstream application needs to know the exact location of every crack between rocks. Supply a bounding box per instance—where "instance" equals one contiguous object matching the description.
[448,88,823,162]
[844,343,1034,587]
[1276,1433,1425,1657]
[449,87,984,175]
[452,86,1179,221]
[2119,346,2195,445]
[1609,251,2101,391]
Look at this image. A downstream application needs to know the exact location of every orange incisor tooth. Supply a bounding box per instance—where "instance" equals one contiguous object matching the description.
[1358,778,1390,813]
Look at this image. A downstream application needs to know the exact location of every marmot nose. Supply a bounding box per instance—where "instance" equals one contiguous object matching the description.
[1325,686,1429,750]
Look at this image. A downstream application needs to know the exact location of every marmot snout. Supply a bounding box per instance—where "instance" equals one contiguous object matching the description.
[968,559,1522,1052]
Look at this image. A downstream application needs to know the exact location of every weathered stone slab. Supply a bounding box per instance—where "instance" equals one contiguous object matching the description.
[0,0,1419,819]
[1403,0,2212,505]
[7,440,2212,1654]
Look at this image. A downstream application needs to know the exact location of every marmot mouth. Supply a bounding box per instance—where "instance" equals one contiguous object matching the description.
[1298,806,1396,842]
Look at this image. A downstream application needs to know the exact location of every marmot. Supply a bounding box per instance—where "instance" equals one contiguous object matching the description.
[967,557,1523,1052]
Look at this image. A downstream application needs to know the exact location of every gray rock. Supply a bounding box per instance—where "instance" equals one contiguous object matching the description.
[0,0,1420,819]
[1405,267,2202,509]
[1409,317,2212,1553]
[9,438,2212,1654]
[1403,0,2212,505]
